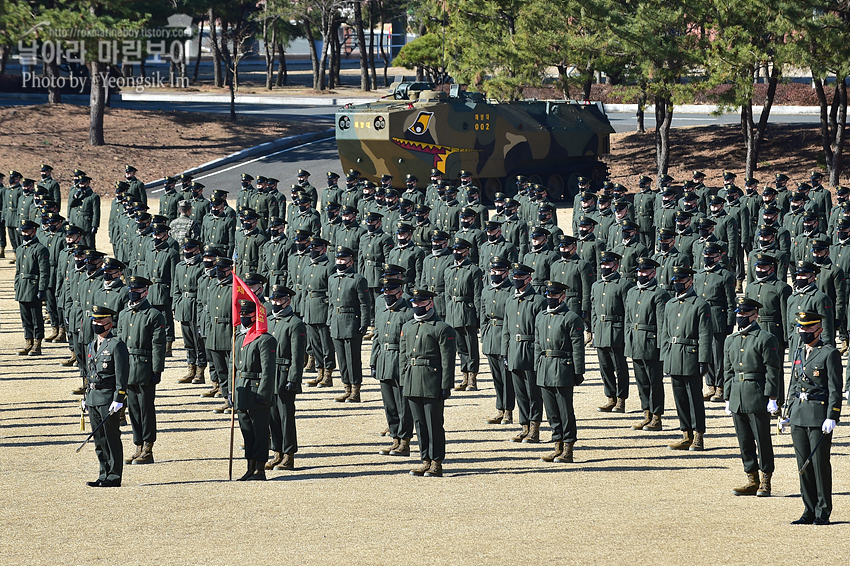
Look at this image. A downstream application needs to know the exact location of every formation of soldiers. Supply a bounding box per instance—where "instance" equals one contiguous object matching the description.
[4,164,846,524]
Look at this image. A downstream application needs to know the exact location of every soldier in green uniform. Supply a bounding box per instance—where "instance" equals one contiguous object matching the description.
[145,223,179,356]
[402,174,424,206]
[660,266,713,451]
[359,211,394,321]
[502,263,546,443]
[387,222,425,294]
[287,194,321,240]
[336,206,367,257]
[187,182,210,224]
[55,224,84,347]
[456,208,486,266]
[591,251,634,412]
[746,225,790,284]
[412,204,433,252]
[788,261,835,356]
[479,221,518,275]
[535,280,585,463]
[258,216,291,291]
[694,243,736,403]
[159,176,181,222]
[480,256,514,425]
[95,257,130,330]
[117,276,166,465]
[674,211,699,264]
[573,192,601,235]
[523,227,559,294]
[233,299,276,481]
[811,235,847,348]
[174,239,207,384]
[444,237,483,391]
[236,173,255,212]
[722,297,781,497]
[322,201,344,244]
[328,246,371,403]
[302,237,336,387]
[207,257,235,411]
[418,229,453,320]
[64,244,90,376]
[502,198,530,258]
[67,176,101,248]
[653,228,691,293]
[624,258,670,431]
[612,220,649,283]
[15,220,49,356]
[198,247,223,396]
[286,230,313,330]
[655,189,679,236]
[782,312,842,525]
[294,169,318,210]
[201,196,236,257]
[320,172,342,213]
[550,235,594,323]
[40,212,65,342]
[400,289,456,478]
[5,170,22,255]
[83,305,129,487]
[576,216,605,279]
[371,277,414,456]
[634,176,658,250]
[124,165,146,207]
[235,208,268,277]
[809,171,833,231]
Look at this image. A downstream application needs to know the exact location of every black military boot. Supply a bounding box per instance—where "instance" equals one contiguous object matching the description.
[237,460,256,481]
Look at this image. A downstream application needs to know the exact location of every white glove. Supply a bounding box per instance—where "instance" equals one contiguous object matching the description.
[80,399,86,411]
[779,418,790,433]
[822,418,836,434]
[767,399,778,413]
[724,401,732,416]
[109,401,123,413]
[844,390,849,400]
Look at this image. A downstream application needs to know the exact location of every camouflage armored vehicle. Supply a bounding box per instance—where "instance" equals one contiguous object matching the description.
[335,81,615,202]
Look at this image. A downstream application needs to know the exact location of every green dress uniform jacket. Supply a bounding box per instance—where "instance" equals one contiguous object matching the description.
[674,227,699,263]
[634,189,658,242]
[336,224,367,258]
[708,210,740,258]
[144,243,179,306]
[502,215,530,258]
[287,208,321,240]
[38,176,61,205]
[268,307,307,394]
[659,289,713,376]
[443,258,483,328]
[248,189,280,234]
[789,342,843,426]
[126,177,146,207]
[814,260,847,330]
[455,226,486,265]
[478,236,518,274]
[412,219,433,252]
[502,286,546,371]
[534,303,585,387]
[96,280,130,324]
[172,255,205,323]
[522,246,560,291]
[400,313,456,397]
[745,275,793,346]
[159,189,182,222]
[86,334,130,407]
[234,330,277,410]
[286,250,311,315]
[387,241,425,292]
[590,272,634,348]
[787,285,835,355]
[576,233,605,277]
[189,196,210,223]
[117,299,166,386]
[693,265,736,334]
[300,254,335,325]
[549,255,594,317]
[205,278,233,351]
[14,237,49,301]
[327,267,371,338]
[652,247,692,292]
[624,281,670,360]
[418,248,454,319]
[371,297,413,382]
[358,228,394,288]
[235,228,268,277]
[67,187,100,234]
[4,182,21,230]
[612,238,650,282]
[201,213,236,258]
[723,323,781,413]
[480,279,512,356]
[258,235,292,290]
[746,245,790,284]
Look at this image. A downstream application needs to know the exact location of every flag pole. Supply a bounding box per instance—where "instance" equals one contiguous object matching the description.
[228,322,237,480]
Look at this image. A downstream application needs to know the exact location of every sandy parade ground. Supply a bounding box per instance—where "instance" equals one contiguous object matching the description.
[0,201,848,566]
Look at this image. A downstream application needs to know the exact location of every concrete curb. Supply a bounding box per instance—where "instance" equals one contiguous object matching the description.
[143,128,335,190]
[602,103,821,115]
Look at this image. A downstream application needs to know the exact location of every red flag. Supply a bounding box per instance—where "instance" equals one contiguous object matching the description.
[232,274,268,346]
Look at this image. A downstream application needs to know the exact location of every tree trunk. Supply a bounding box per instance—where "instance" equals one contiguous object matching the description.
[637,81,646,133]
[192,19,204,84]
[304,20,320,90]
[45,59,61,104]
[654,94,673,176]
[814,77,834,182]
[221,25,233,87]
[265,19,276,90]
[354,1,370,91]
[229,69,236,121]
[317,12,332,91]
[88,61,106,146]
[742,101,756,177]
[330,19,341,89]
[752,65,780,169]
[276,43,287,86]
[209,9,223,87]
[368,2,378,89]
[822,78,849,186]
[581,60,593,100]
[169,60,176,86]
[378,2,389,87]
[0,46,9,77]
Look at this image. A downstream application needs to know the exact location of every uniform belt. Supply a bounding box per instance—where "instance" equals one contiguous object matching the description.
[128,348,152,356]
[88,381,116,391]
[276,358,291,366]
[383,343,400,351]
[336,307,356,313]
[798,391,827,401]
[20,274,38,280]
[670,337,698,346]
[600,315,622,322]
[214,317,230,324]
[365,259,378,266]
[151,277,164,283]
[239,371,260,380]
[183,291,197,298]
[409,357,434,366]
[633,324,656,332]
[451,296,469,303]
[564,291,579,298]
[757,315,776,322]
[271,269,286,276]
[515,334,534,342]
[736,372,764,382]
[489,319,502,326]
[309,292,326,298]
[428,285,437,292]
[544,350,571,358]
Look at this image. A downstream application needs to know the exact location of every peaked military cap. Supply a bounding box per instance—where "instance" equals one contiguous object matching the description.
[414,204,431,214]
[758,225,778,236]
[182,238,202,249]
[810,171,824,180]
[675,211,693,220]
[241,173,254,182]
[744,177,759,186]
[580,191,597,200]
[692,170,706,179]
[795,260,820,274]
[396,222,413,233]
[406,174,418,182]
[335,246,354,258]
[657,228,676,238]
[636,257,660,270]
[72,243,90,254]
[530,226,551,237]
[65,224,83,235]
[811,235,831,250]
[164,175,177,184]
[489,256,511,269]
[511,263,534,275]
[366,212,384,222]
[242,272,267,285]
[660,188,678,198]
[202,244,222,257]
[297,169,310,177]
[600,251,622,262]
[341,205,358,215]
[452,237,472,249]
[215,257,233,267]
[735,297,762,311]
[762,186,777,196]
[85,249,106,261]
[151,223,169,233]
[557,234,578,246]
[577,176,590,184]
[269,284,295,299]
[430,169,442,176]
[703,243,724,255]
[796,182,812,191]
[238,299,256,313]
[708,195,725,205]
[620,219,639,230]
[128,275,152,288]
[838,219,850,230]
[40,163,53,172]
[658,174,674,183]
[754,252,777,266]
[484,220,503,231]
[91,305,118,318]
[670,265,696,279]
[379,277,404,291]
[293,229,313,239]
[837,186,850,195]
[72,169,86,178]
[775,173,789,182]
[102,257,126,270]
[20,220,39,230]
[538,203,555,213]
[796,311,824,326]
[308,236,330,247]
[695,217,716,227]
[459,170,472,177]
[638,175,653,184]
[381,263,406,275]
[544,280,568,294]
[722,171,737,180]
[430,229,449,240]
[578,215,598,226]
[124,164,137,173]
[411,288,437,300]
[459,207,476,218]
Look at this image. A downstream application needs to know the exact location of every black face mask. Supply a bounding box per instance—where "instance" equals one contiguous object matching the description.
[431,243,444,253]
[415,214,427,223]
[75,259,86,269]
[154,238,168,250]
[736,315,752,329]
[453,251,466,262]
[85,263,98,274]
[216,269,231,281]
[506,208,518,217]
[487,232,500,242]
[490,273,505,285]
[600,266,615,277]
[21,233,34,242]
[637,275,652,285]
[538,213,549,222]
[397,236,410,246]
[795,278,810,290]
[240,316,254,328]
[698,229,710,238]
[412,305,429,316]
[512,277,527,290]
[659,241,672,252]
[495,205,504,213]
[673,282,688,295]
[367,224,379,233]
[336,262,348,272]
[203,259,215,269]
[545,297,561,309]
[92,322,109,335]
[271,303,285,314]
[211,208,222,217]
[103,271,118,282]
[242,222,255,231]
[296,242,308,252]
[813,254,827,264]
[383,293,397,306]
[704,256,718,267]
[128,290,144,302]
[327,212,338,221]
[798,330,817,345]
[460,220,473,229]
